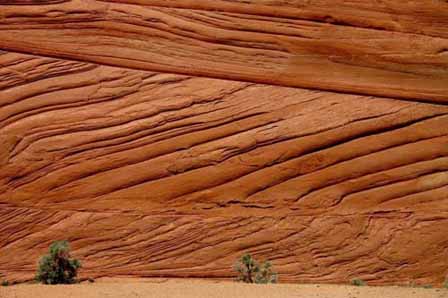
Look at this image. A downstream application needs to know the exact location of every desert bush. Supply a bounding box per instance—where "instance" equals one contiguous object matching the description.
[1,280,9,286]
[35,240,81,285]
[351,279,366,286]
[234,253,277,284]
[444,280,448,289]
[408,281,437,289]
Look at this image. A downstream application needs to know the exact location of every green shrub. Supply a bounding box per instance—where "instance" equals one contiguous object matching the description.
[351,279,367,286]
[444,280,448,289]
[35,240,81,285]
[1,280,9,287]
[422,284,433,289]
[234,253,277,284]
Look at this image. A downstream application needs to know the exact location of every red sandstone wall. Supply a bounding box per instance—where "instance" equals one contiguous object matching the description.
[0,0,447,286]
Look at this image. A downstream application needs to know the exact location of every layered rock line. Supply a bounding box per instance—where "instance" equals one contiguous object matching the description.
[0,51,447,285]
[0,0,447,102]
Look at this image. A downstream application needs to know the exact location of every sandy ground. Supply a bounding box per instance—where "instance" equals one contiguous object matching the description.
[0,279,447,298]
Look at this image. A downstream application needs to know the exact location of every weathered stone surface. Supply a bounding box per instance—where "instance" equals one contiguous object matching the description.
[0,0,447,102]
[0,51,447,285]
[0,0,447,287]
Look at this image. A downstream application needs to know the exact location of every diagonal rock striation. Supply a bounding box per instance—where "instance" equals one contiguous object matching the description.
[0,0,447,102]
[0,0,447,287]
[0,51,447,284]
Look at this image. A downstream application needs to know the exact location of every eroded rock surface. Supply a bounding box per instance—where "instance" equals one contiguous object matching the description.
[0,0,447,102]
[0,0,447,286]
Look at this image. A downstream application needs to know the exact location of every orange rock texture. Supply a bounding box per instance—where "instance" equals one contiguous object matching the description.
[0,0,447,286]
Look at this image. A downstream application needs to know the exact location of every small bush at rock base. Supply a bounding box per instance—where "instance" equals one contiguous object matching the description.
[234,253,277,284]
[351,279,367,286]
[1,280,9,287]
[35,240,81,285]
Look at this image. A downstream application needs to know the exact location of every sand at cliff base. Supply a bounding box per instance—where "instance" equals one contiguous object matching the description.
[1,279,447,298]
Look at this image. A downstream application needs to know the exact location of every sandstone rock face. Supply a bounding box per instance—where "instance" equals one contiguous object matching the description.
[0,0,447,286]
